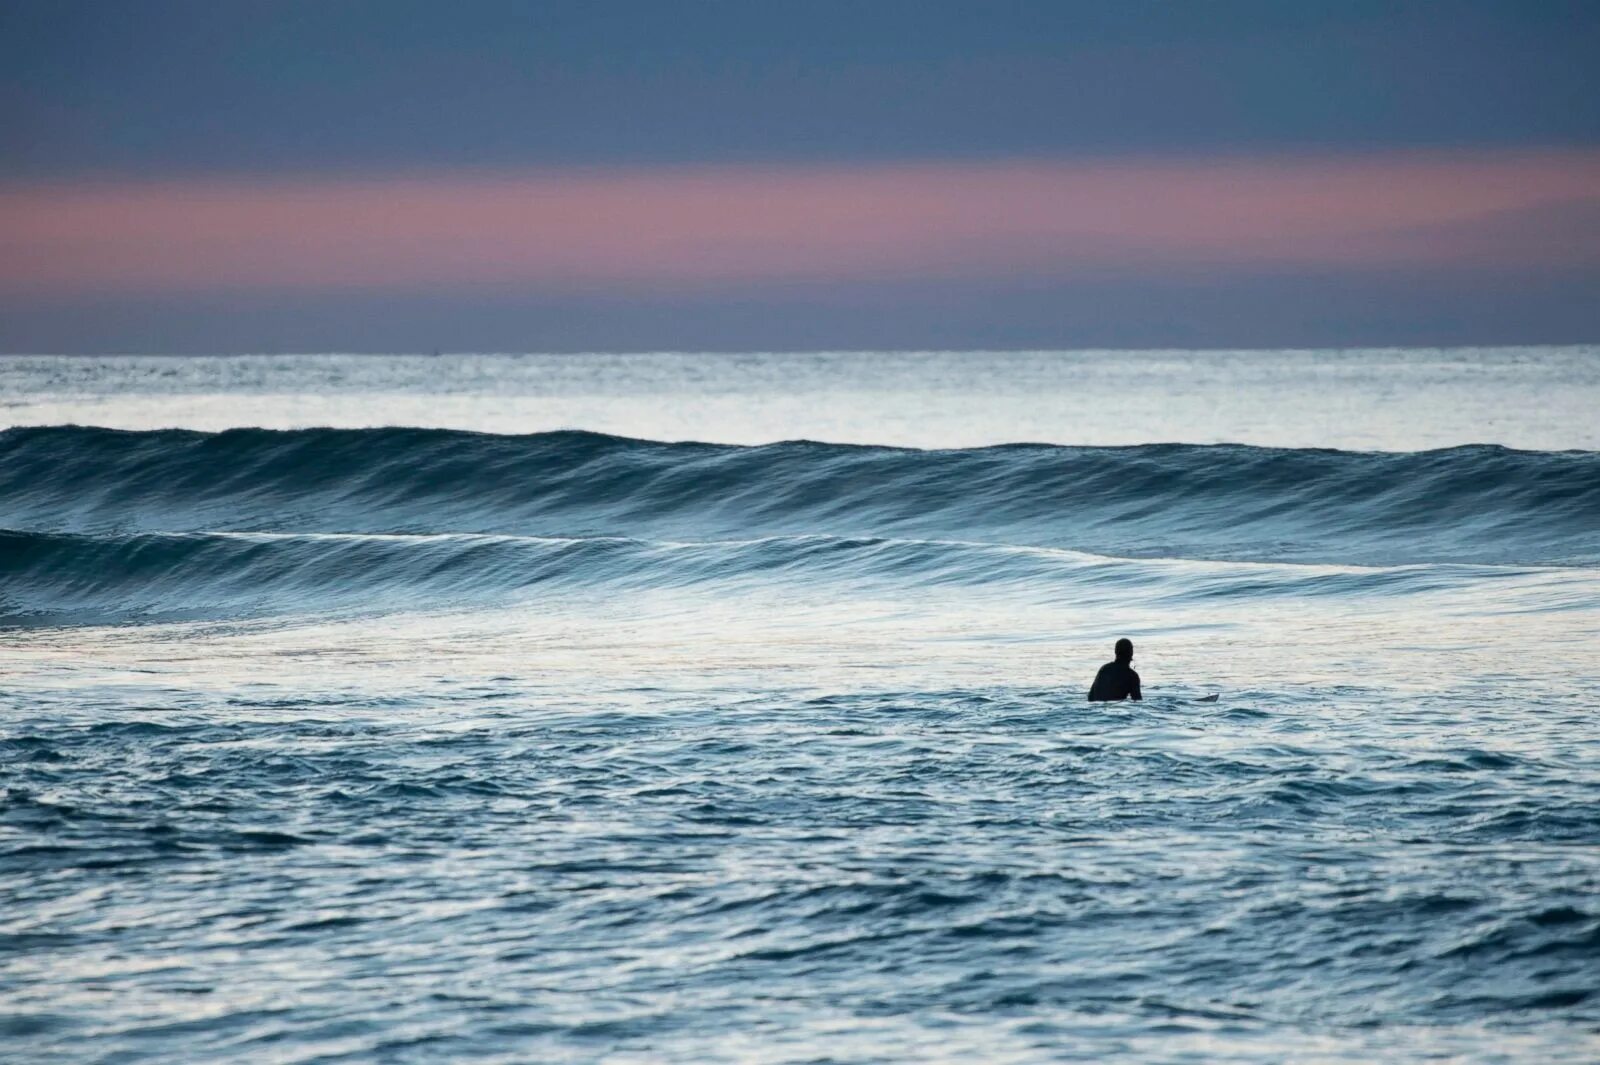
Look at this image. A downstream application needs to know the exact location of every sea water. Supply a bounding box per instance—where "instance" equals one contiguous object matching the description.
[2,349,1598,1063]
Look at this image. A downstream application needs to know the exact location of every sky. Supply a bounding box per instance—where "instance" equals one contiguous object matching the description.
[2,0,1598,352]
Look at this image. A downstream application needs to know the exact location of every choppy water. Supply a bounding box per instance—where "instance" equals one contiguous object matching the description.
[3,350,1599,1063]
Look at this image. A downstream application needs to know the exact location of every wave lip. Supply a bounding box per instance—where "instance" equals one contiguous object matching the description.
[2,427,1598,567]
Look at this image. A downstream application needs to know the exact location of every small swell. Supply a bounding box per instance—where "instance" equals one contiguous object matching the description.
[0,528,1567,626]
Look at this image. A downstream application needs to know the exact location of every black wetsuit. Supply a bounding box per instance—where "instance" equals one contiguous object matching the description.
[1088,660,1141,701]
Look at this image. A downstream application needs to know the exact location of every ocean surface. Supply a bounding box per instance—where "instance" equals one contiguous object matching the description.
[3,349,1598,1063]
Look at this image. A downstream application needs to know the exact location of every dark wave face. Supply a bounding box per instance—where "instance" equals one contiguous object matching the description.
[3,427,1597,566]
[3,426,1598,625]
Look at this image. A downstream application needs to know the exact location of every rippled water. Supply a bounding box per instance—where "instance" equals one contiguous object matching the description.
[3,350,1599,1063]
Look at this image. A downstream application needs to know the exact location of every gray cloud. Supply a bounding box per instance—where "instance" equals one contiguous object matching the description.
[3,1,1597,178]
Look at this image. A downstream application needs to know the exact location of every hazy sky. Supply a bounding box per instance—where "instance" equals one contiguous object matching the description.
[3,0,1597,351]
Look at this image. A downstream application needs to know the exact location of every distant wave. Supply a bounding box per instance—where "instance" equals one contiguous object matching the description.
[2,527,1584,627]
[3,427,1597,568]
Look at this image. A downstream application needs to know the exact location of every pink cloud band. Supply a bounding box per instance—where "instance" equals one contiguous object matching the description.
[3,151,1599,296]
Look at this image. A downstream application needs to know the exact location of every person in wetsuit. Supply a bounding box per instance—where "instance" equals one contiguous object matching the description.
[1088,638,1142,701]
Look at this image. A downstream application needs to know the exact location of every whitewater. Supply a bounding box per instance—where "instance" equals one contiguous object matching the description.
[3,349,1598,1064]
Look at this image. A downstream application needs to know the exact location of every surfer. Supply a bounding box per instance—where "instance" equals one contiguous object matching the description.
[1088,638,1142,701]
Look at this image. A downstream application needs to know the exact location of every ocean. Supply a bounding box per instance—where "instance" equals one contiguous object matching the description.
[3,349,1598,1063]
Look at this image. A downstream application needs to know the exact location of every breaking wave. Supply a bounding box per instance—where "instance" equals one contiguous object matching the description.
[2,427,1597,568]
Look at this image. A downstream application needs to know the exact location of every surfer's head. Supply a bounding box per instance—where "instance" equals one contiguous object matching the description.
[1114,638,1133,662]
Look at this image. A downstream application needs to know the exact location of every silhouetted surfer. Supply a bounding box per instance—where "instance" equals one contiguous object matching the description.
[1088,638,1141,701]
